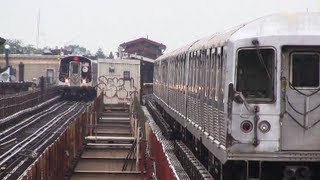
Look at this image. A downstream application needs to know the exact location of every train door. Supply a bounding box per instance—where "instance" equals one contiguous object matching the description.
[69,61,81,86]
[281,46,320,150]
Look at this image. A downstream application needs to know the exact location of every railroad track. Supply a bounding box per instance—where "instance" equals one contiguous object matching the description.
[0,101,68,146]
[0,100,87,179]
[145,96,214,180]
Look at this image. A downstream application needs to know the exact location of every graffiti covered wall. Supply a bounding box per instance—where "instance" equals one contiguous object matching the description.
[97,59,140,104]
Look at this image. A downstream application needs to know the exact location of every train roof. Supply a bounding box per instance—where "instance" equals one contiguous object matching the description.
[157,12,320,61]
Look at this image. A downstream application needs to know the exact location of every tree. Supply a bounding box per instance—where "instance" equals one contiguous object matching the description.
[0,39,91,55]
[23,44,42,54]
[95,48,106,59]
[108,51,114,59]
[64,44,90,55]
[0,39,42,54]
[0,39,23,54]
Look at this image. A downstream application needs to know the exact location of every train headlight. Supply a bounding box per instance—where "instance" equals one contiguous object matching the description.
[82,79,87,84]
[240,120,253,133]
[65,78,69,83]
[258,121,271,133]
[82,66,88,73]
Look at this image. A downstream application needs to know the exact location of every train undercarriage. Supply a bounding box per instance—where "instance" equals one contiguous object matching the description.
[150,98,320,180]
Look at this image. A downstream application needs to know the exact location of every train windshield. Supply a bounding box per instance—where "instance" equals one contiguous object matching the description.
[236,48,275,102]
[60,59,69,74]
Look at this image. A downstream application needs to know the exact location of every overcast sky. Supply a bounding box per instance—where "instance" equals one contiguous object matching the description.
[1,0,319,54]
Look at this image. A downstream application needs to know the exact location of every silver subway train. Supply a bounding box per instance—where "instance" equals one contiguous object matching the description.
[153,12,320,179]
[58,56,97,100]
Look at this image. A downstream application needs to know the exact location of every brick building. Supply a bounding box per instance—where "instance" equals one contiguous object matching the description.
[0,54,60,83]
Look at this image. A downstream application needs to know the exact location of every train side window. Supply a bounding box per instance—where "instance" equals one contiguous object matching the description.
[215,51,221,101]
[183,55,186,91]
[171,60,173,87]
[201,50,206,95]
[188,53,193,92]
[191,53,194,92]
[191,52,196,92]
[175,60,179,88]
[208,48,212,99]
[162,61,167,85]
[168,61,171,87]
[204,49,209,97]
[180,58,183,90]
[210,49,216,99]
[196,51,200,93]
[172,60,175,88]
[195,51,198,93]
[190,53,194,92]
[291,53,319,88]
[179,59,181,89]
[219,47,224,94]
[175,59,177,89]
[198,51,201,93]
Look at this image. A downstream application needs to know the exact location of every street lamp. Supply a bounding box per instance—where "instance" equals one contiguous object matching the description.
[4,44,10,68]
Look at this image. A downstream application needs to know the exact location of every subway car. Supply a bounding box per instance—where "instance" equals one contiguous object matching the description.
[58,56,97,101]
[153,12,320,180]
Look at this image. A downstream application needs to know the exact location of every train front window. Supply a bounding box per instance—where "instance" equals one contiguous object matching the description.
[291,53,319,88]
[60,59,70,74]
[236,48,275,102]
[61,65,68,74]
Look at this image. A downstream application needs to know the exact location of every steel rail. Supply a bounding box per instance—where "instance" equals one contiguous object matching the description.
[0,102,80,166]
[3,103,87,180]
[0,101,67,143]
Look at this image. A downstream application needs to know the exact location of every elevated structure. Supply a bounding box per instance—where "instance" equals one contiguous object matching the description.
[120,38,166,60]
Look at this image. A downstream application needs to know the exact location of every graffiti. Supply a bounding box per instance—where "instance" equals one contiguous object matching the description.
[96,76,138,101]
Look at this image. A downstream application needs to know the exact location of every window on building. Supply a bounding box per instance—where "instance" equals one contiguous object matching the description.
[123,71,130,80]
[47,69,54,84]
[109,67,115,73]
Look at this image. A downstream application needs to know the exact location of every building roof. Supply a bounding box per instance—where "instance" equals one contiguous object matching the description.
[120,37,166,50]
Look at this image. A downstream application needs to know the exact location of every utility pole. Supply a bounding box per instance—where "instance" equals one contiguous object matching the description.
[36,9,40,49]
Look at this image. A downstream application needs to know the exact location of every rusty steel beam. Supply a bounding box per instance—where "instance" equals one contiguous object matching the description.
[18,95,102,179]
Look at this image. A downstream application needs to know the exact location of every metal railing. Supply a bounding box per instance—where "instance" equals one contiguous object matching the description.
[129,97,156,179]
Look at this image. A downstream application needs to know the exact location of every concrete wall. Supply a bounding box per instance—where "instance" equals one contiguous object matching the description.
[97,58,140,104]
[0,54,60,83]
